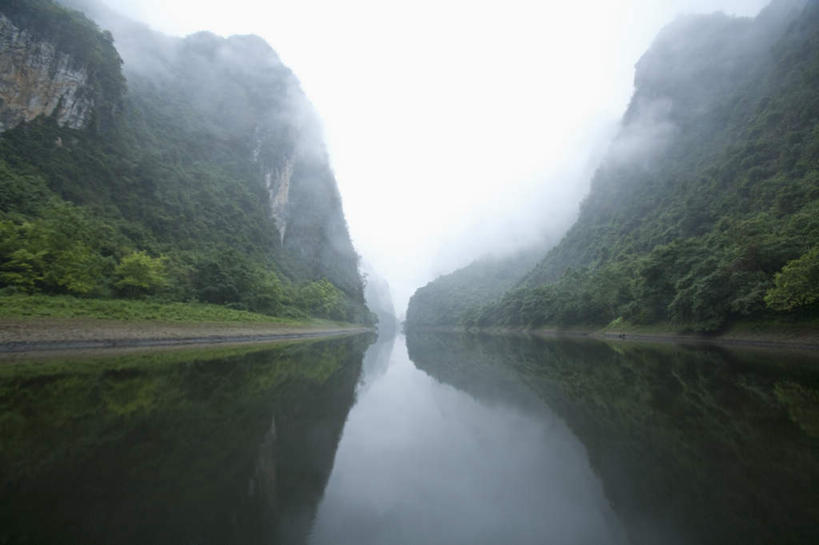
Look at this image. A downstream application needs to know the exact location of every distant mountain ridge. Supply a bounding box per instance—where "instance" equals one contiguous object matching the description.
[0,0,370,322]
[406,249,542,328]
[407,0,819,331]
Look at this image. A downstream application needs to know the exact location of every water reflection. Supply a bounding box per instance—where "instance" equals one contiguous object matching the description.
[405,331,819,545]
[309,335,627,545]
[3,331,817,545]
[0,336,372,545]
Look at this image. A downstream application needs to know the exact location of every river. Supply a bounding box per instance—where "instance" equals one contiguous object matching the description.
[1,332,817,544]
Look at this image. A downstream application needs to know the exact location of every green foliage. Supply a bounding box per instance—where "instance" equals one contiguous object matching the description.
[192,249,267,306]
[114,251,168,297]
[0,293,333,324]
[406,251,541,328]
[0,202,116,295]
[0,160,55,215]
[296,279,346,321]
[765,247,819,311]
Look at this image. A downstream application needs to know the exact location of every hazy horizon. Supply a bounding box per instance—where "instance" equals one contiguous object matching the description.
[97,0,769,316]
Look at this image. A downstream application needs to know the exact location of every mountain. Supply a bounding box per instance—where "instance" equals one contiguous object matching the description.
[361,264,398,336]
[406,0,819,332]
[405,249,542,328]
[0,0,370,322]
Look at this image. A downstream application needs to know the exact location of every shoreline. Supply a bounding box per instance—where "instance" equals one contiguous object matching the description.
[564,329,819,351]
[0,317,373,355]
[406,325,819,351]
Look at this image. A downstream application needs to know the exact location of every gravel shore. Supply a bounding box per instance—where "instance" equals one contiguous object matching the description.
[0,317,372,353]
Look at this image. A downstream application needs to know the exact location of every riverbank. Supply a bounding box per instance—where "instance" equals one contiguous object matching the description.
[0,295,373,354]
[407,320,819,351]
[594,319,819,350]
[0,317,372,353]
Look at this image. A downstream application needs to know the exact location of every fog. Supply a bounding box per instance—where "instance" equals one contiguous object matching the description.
[98,0,768,315]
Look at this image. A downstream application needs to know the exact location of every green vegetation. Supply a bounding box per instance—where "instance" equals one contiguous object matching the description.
[0,293,328,323]
[0,0,371,324]
[113,250,168,296]
[405,250,541,327]
[407,2,819,333]
[0,183,360,321]
[764,246,819,311]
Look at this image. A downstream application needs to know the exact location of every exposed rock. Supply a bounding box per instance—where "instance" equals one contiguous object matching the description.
[0,14,95,132]
[264,158,294,244]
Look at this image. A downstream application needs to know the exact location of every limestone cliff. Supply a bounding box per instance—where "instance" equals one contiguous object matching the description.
[0,1,123,133]
[0,14,93,131]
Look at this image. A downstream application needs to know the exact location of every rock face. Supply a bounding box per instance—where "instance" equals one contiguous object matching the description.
[0,13,95,132]
[258,143,294,244]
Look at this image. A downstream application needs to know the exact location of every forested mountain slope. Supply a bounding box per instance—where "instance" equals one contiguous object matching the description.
[405,250,541,327]
[407,0,819,332]
[0,0,370,322]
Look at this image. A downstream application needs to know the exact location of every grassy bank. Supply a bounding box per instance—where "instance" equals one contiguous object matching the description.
[0,294,372,351]
[0,294,336,325]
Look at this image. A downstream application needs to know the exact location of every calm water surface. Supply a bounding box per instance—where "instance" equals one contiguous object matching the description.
[1,332,817,545]
[310,336,625,545]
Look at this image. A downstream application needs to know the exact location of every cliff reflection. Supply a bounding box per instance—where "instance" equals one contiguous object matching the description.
[406,331,819,545]
[0,335,372,545]
[310,334,626,545]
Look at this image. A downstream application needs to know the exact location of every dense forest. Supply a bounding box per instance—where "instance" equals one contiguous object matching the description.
[0,0,372,323]
[407,0,819,332]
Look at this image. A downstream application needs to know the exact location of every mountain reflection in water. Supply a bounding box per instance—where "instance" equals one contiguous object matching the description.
[403,332,819,545]
[0,336,371,545]
[310,334,626,545]
[2,332,817,545]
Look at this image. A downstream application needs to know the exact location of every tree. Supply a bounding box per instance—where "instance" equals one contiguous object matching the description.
[764,247,819,311]
[114,251,168,297]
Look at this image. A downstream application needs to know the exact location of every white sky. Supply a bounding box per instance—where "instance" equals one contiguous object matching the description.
[103,0,769,315]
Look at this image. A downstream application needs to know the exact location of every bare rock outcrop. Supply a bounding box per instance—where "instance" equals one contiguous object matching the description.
[0,13,95,132]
